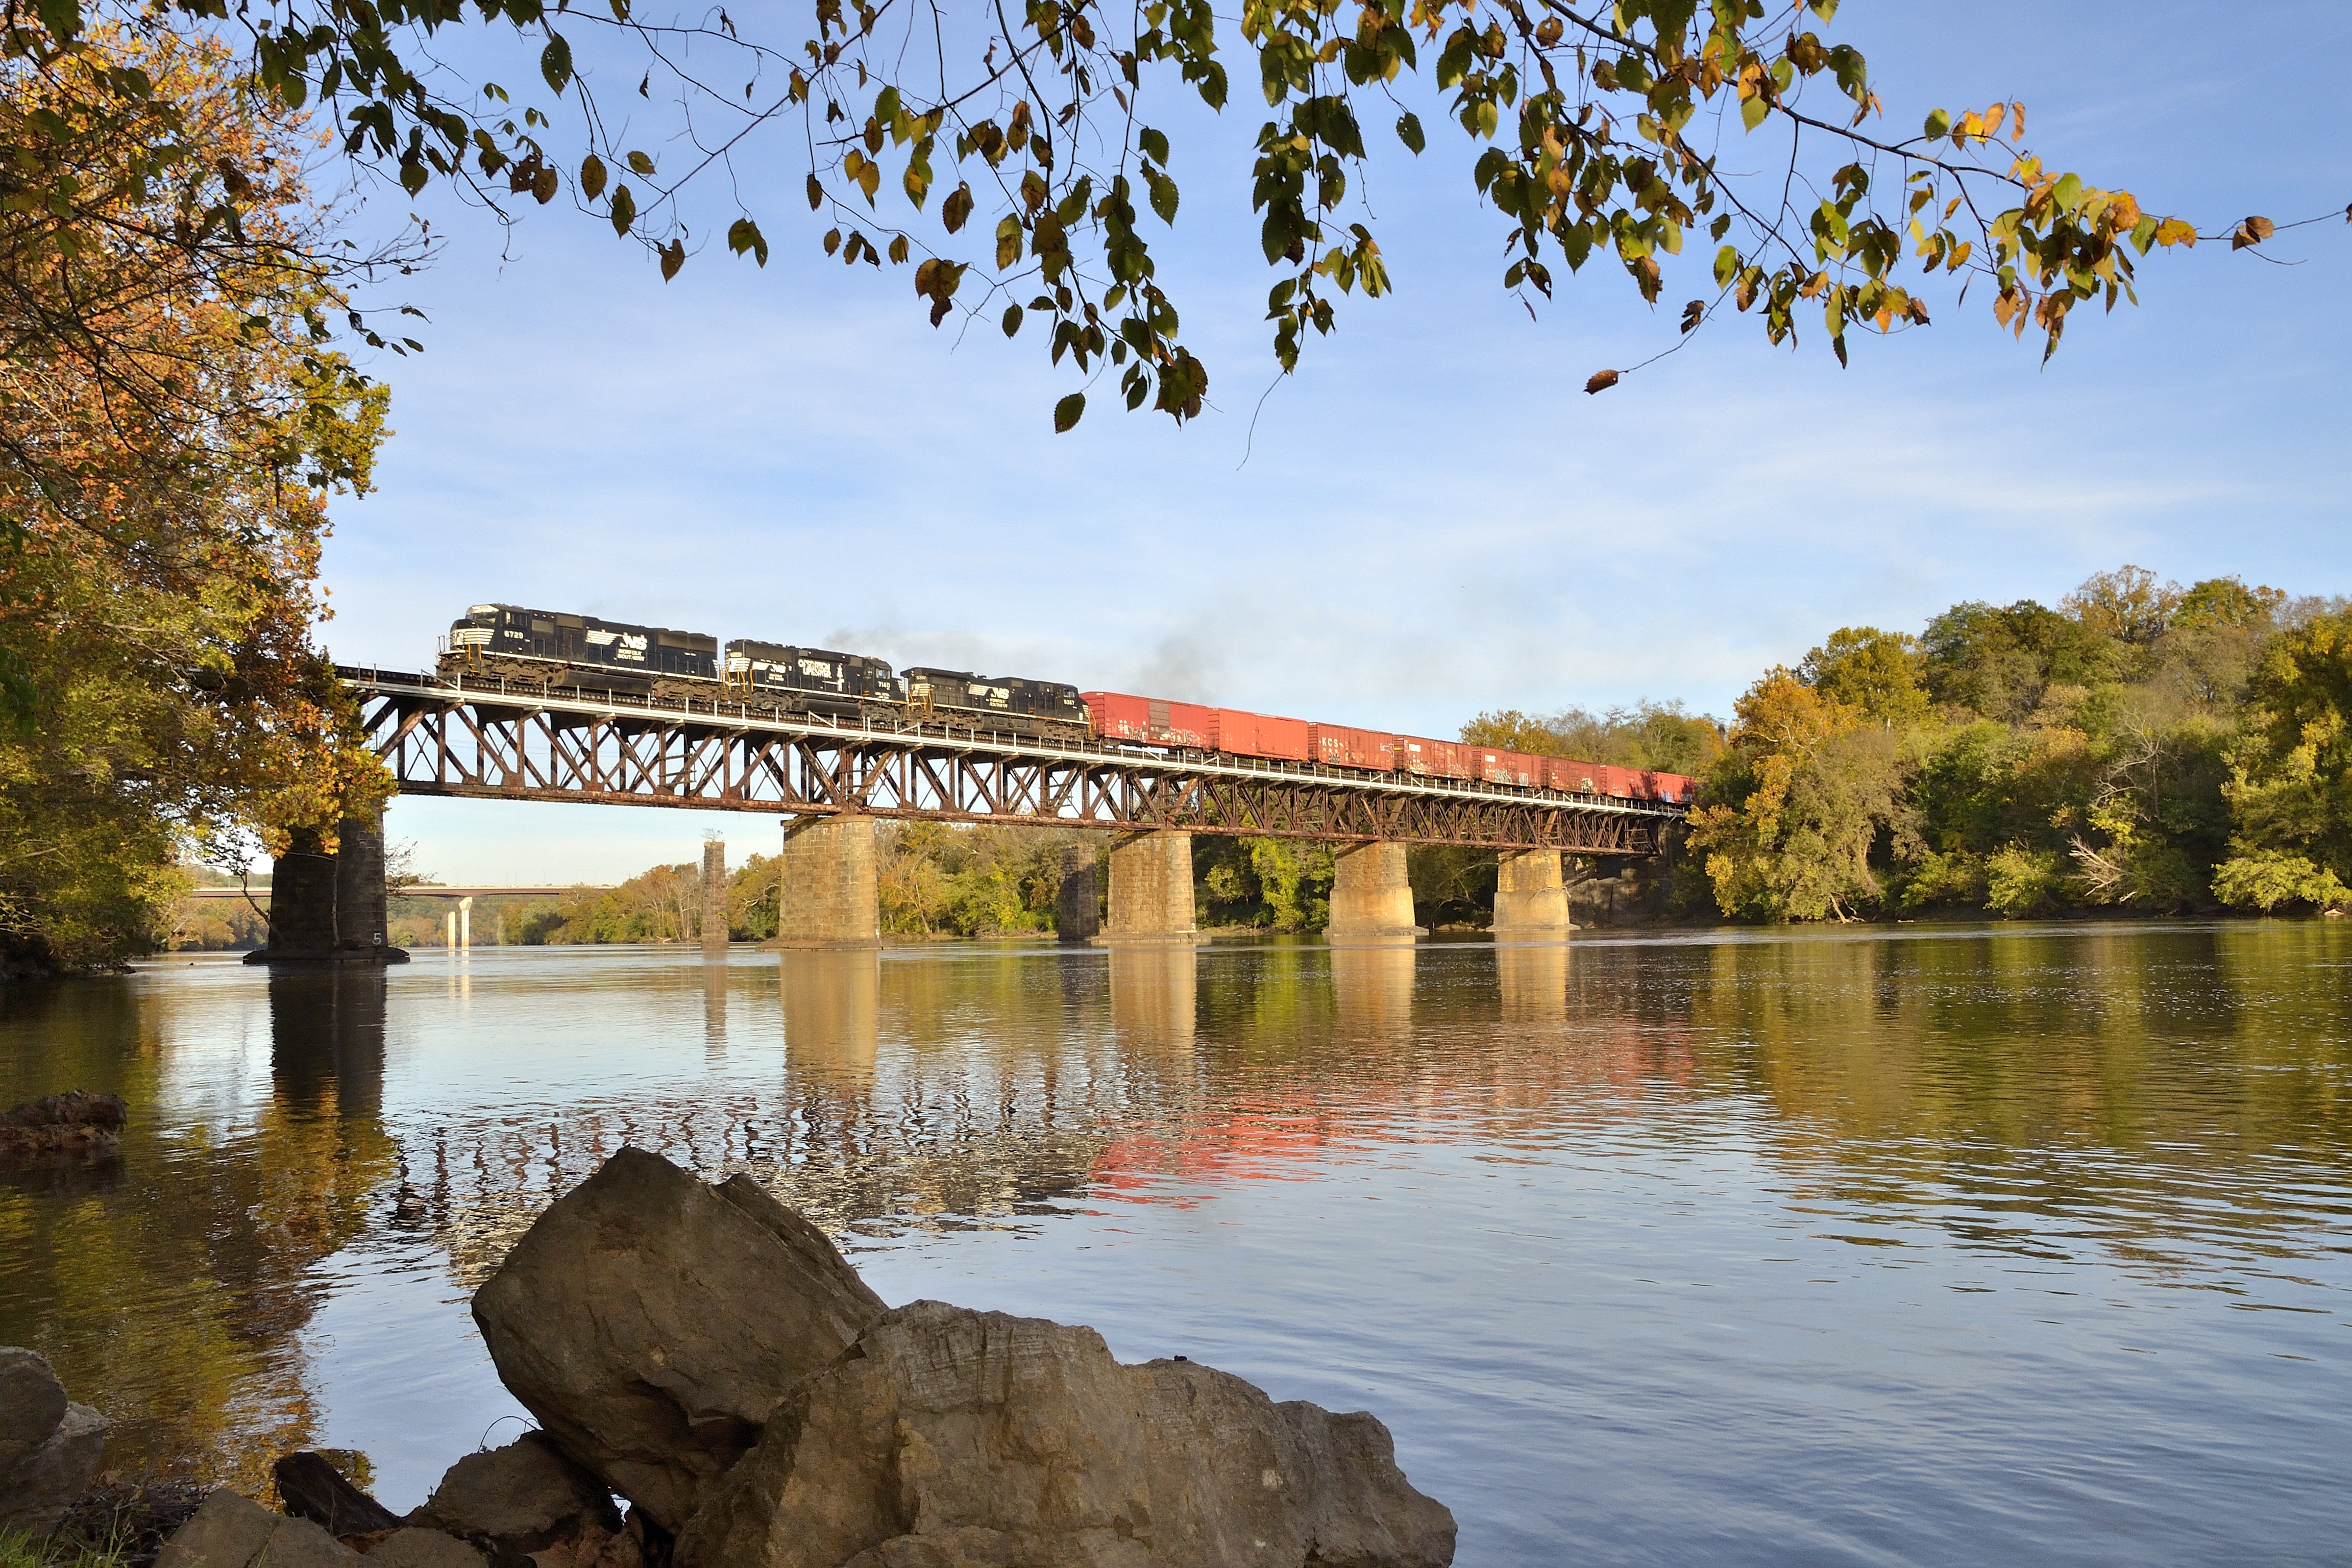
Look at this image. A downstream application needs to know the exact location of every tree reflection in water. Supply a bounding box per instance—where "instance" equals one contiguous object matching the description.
[2,923,2348,1498]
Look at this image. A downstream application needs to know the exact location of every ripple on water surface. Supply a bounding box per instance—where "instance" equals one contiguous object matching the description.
[3,921,2349,1565]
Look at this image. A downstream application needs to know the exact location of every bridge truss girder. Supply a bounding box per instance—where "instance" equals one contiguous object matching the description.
[356,687,1674,854]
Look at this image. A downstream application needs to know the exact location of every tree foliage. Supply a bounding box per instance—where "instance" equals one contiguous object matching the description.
[9,0,2338,431]
[0,28,392,970]
[2214,608,2352,914]
[1462,698,1724,773]
[1685,567,2330,923]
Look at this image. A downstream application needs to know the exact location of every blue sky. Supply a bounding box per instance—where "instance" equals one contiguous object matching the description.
[315,2,2350,883]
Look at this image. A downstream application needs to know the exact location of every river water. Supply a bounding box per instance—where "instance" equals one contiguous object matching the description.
[3,924,2347,1565]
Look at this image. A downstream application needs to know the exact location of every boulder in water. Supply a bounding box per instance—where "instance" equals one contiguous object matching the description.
[672,1302,1457,1568]
[0,1347,109,1537]
[470,1149,885,1532]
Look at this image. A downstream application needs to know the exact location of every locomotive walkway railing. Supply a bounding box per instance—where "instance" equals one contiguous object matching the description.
[341,667,1686,854]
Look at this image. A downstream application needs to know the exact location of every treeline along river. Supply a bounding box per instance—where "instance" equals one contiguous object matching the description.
[3,926,2349,1565]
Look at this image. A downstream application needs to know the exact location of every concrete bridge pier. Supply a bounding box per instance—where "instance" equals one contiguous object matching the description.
[763,814,881,949]
[1325,842,1424,940]
[1056,843,1101,943]
[1491,849,1572,939]
[1091,831,1208,946]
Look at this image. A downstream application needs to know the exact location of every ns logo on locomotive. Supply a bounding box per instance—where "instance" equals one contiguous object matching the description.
[440,604,1695,804]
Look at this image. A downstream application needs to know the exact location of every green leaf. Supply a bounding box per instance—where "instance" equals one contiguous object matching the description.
[541,33,573,95]
[1808,0,1838,19]
[1395,111,1425,154]
[1713,244,1739,287]
[1002,303,1024,337]
[1923,108,1950,140]
[579,154,606,200]
[626,150,656,177]
[610,183,636,236]
[727,217,769,265]
[1053,391,1085,432]
[1741,94,1768,132]
[34,0,82,47]
[1146,167,1179,225]
[1139,126,1170,164]
[659,238,684,280]
[806,174,823,210]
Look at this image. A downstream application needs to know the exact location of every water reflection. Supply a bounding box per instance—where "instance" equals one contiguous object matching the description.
[701,960,728,1058]
[781,950,879,1067]
[1329,941,1415,1034]
[0,966,397,1493]
[1493,942,1567,1025]
[1108,946,1195,1050]
[2,924,2350,1564]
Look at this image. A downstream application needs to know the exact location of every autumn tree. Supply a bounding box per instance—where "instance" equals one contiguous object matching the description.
[1684,667,1910,920]
[2213,609,2352,914]
[1798,626,1928,726]
[6,0,2338,432]
[0,28,393,969]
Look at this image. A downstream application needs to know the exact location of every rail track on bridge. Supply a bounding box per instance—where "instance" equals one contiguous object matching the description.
[345,667,1684,854]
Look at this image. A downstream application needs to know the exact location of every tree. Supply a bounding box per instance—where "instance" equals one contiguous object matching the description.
[1461,699,1723,772]
[2213,609,2352,913]
[1684,667,1909,921]
[9,2,2332,432]
[1798,626,1928,726]
[0,28,391,970]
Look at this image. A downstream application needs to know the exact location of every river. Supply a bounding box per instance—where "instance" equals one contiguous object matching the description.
[3,923,2347,1565]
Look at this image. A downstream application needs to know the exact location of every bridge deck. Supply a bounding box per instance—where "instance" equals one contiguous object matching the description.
[343,667,1684,854]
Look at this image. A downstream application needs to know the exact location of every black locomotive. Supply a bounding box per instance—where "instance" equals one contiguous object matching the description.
[443,604,718,699]
[440,604,1088,741]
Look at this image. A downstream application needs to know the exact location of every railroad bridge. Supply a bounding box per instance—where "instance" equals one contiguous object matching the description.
[253,667,1687,963]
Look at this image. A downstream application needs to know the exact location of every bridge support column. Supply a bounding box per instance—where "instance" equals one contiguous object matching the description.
[1325,842,1423,940]
[333,812,391,954]
[763,815,880,949]
[702,839,728,955]
[1056,843,1101,943]
[252,825,338,962]
[1091,831,1206,945]
[1491,849,1572,939]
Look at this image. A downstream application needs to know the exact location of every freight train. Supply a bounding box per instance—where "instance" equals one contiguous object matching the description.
[438,603,1696,803]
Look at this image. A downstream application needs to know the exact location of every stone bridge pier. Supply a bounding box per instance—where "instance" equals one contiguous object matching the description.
[1091,830,1209,946]
[249,811,409,966]
[763,815,882,950]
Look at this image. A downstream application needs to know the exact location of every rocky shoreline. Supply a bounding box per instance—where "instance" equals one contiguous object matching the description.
[4,1146,1455,1567]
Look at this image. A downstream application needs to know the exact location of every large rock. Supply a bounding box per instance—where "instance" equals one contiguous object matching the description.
[472,1149,885,1532]
[412,1435,621,1568]
[0,1348,108,1537]
[0,1348,69,1470]
[369,1529,491,1568]
[155,1490,361,1568]
[672,1302,1456,1568]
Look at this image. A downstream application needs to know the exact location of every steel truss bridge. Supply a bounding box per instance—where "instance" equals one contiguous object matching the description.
[345,668,1684,854]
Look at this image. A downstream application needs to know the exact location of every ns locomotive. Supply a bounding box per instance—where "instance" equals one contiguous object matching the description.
[439,604,1090,743]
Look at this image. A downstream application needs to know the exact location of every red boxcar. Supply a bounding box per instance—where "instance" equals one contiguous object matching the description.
[1469,747,1541,787]
[1393,736,1471,779]
[1309,722,1397,770]
[1542,756,1605,795]
[1210,708,1313,762]
[1083,691,1215,750]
